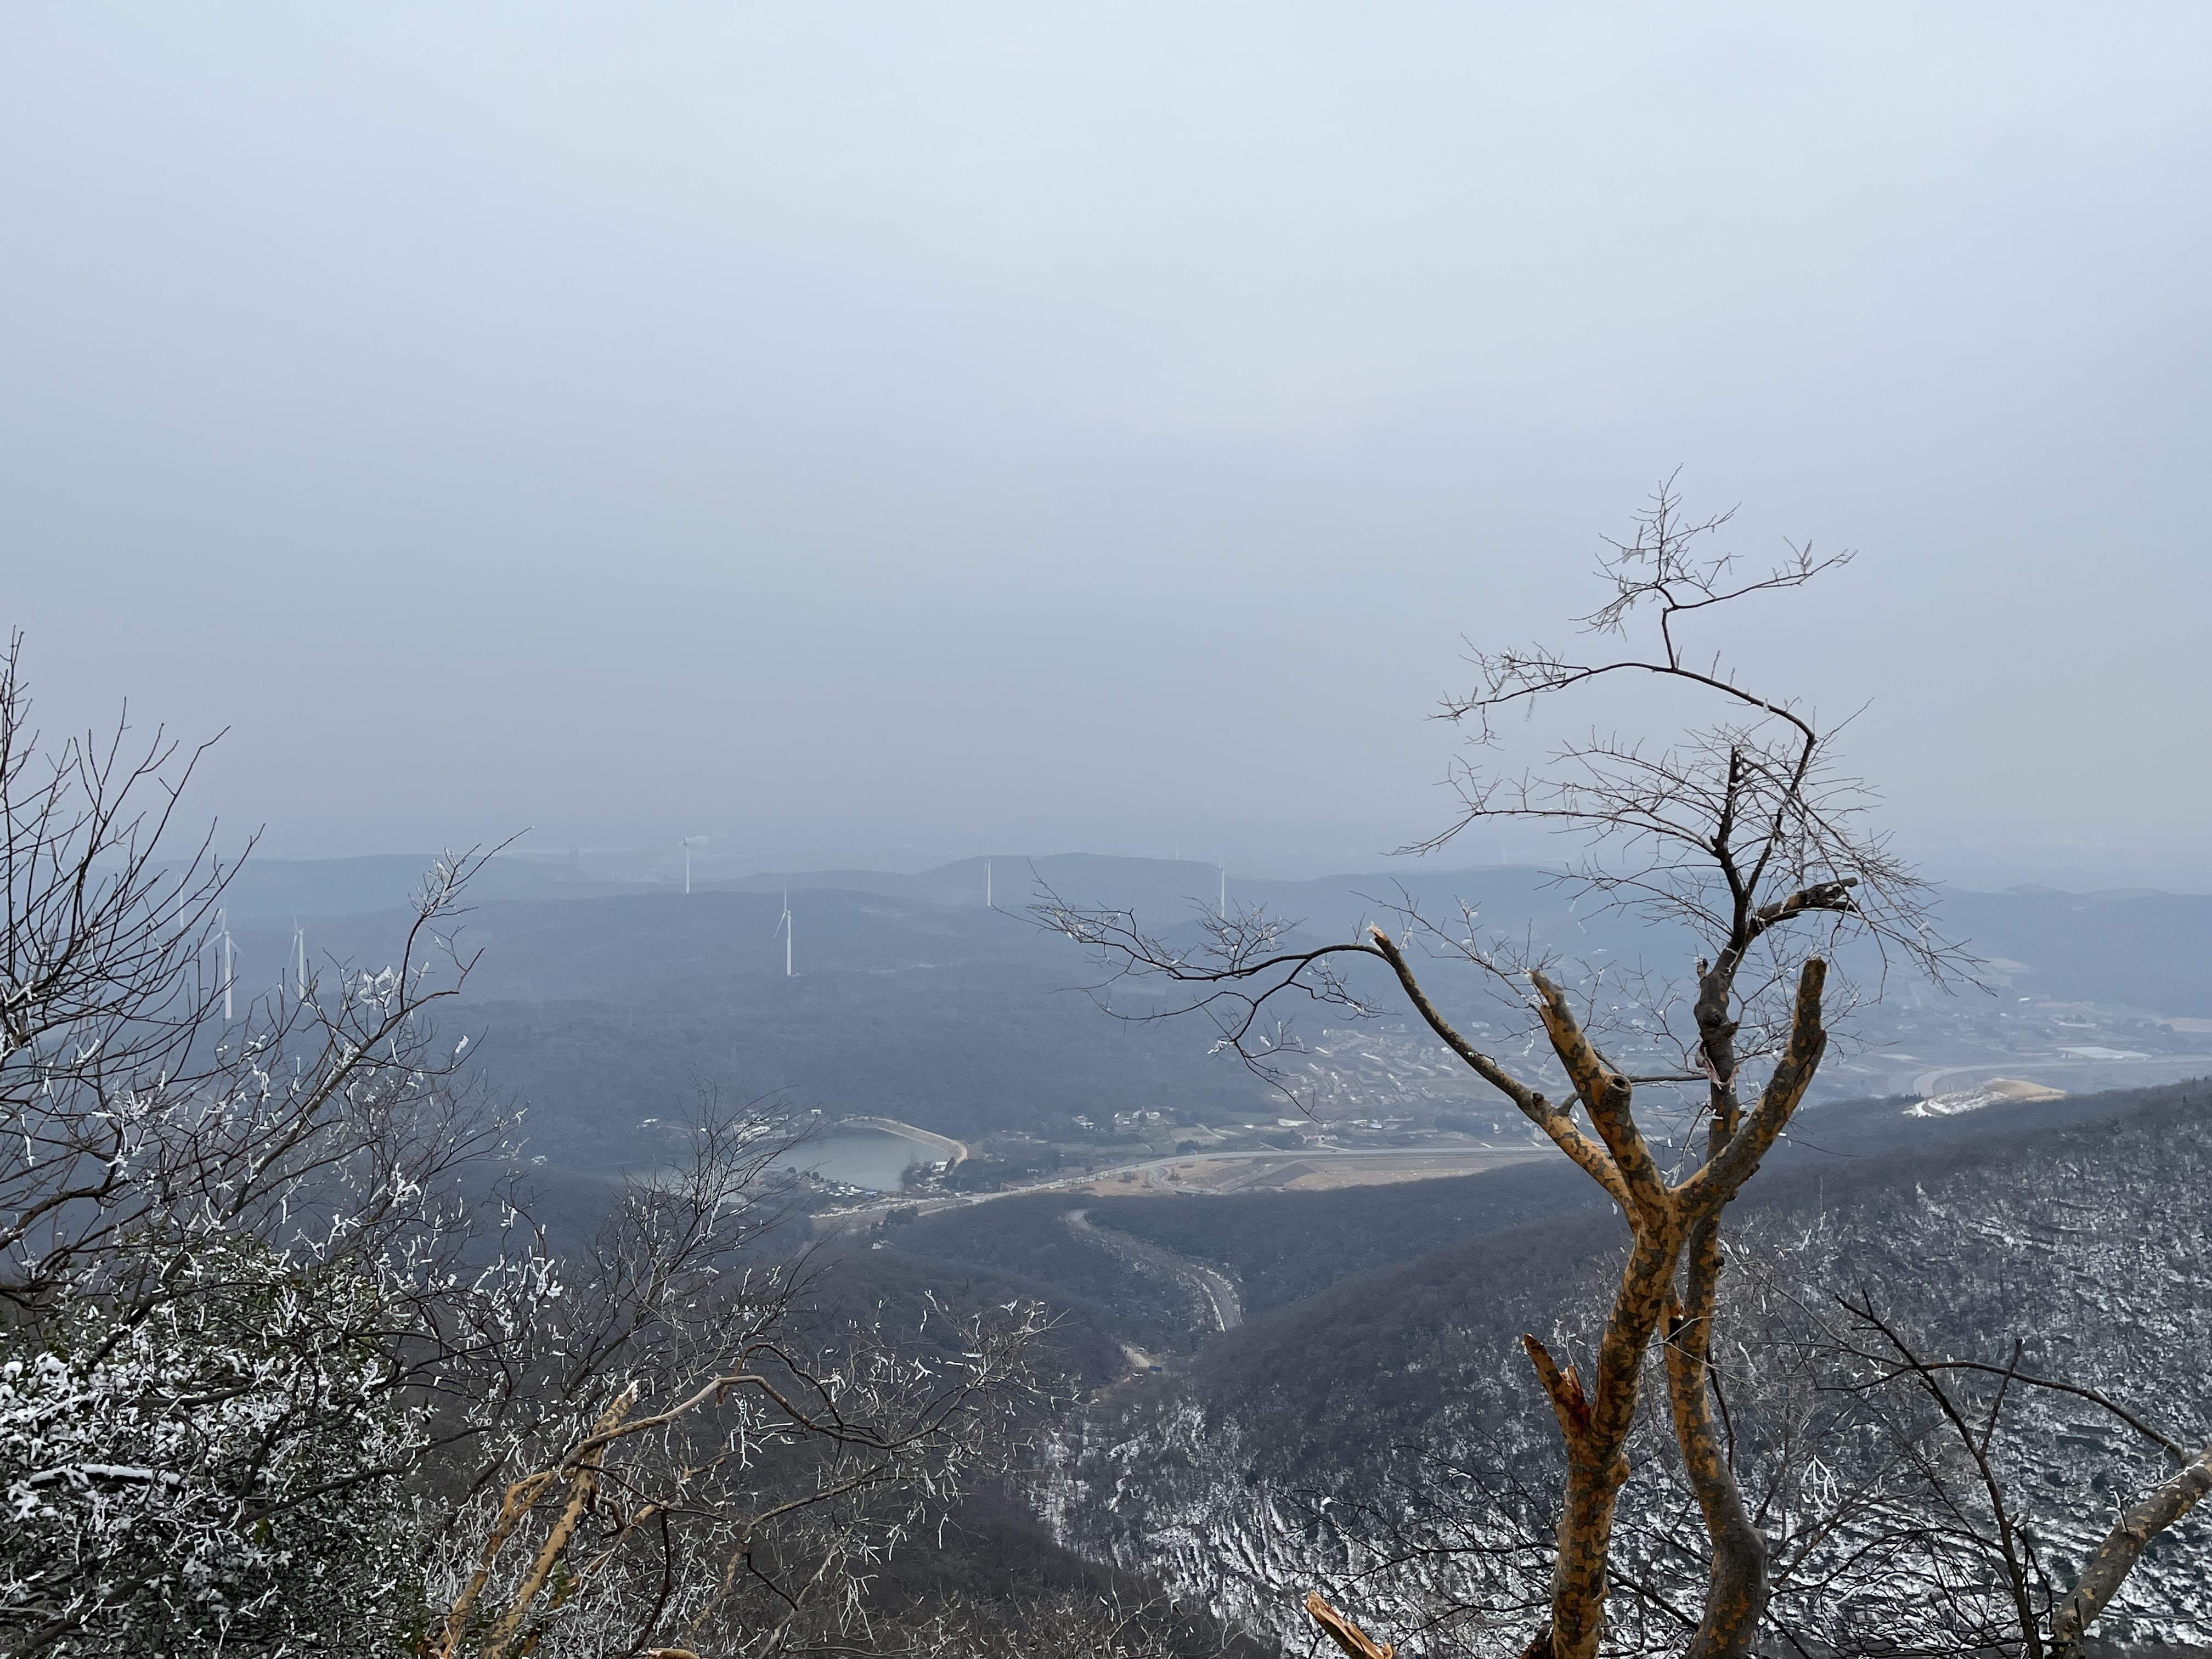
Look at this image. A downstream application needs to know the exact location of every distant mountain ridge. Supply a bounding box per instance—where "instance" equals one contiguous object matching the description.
[190,853,2212,1178]
[219,849,2212,1016]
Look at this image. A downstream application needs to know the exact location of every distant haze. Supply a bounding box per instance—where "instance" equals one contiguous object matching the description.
[5,7,2208,887]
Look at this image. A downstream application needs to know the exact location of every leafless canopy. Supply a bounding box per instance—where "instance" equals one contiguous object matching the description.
[1810,1293,2212,1659]
[1041,478,1966,1126]
[1037,478,1967,1659]
[0,629,506,1327]
[0,640,1049,1659]
[1415,473,1963,1059]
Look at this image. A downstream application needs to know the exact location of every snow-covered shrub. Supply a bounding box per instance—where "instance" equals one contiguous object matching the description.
[1,1242,419,1654]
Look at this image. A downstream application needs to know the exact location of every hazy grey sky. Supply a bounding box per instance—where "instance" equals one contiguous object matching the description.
[5,5,2209,881]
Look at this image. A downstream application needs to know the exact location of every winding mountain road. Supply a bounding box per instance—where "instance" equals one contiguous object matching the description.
[1065,1206,1243,1331]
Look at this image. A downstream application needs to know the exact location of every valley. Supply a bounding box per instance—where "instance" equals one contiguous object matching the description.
[183,850,2212,1655]
[211,851,2212,1185]
[19,21,2209,1657]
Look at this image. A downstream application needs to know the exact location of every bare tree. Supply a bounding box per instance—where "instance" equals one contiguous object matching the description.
[0,641,1047,1658]
[1039,479,1961,1659]
[1278,1172,2211,1659]
[0,637,528,1654]
[408,1104,1053,1659]
[2051,1448,2212,1659]
[416,1275,1048,1659]
[1813,1294,2212,1659]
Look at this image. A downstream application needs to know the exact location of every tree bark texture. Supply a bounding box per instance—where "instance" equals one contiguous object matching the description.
[1663,1212,1768,1659]
[1305,1592,1393,1659]
[1519,1192,1687,1656]
[1663,1041,1767,1659]
[1514,961,1824,1659]
[2050,1442,2212,1658]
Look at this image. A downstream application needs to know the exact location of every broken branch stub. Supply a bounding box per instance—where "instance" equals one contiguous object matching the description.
[1305,1591,1394,1659]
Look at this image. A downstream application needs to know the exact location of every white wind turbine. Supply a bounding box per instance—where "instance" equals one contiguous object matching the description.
[218,907,235,1021]
[293,918,308,999]
[680,835,708,894]
[775,887,793,977]
[984,860,992,909]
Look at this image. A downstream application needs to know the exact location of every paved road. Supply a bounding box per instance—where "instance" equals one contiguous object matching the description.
[1066,1206,1243,1331]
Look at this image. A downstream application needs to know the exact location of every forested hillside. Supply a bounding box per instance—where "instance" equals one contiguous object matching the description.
[223,884,1279,1164]
[199,855,2212,1177]
[1046,1080,2212,1656]
[22,9,2212,1655]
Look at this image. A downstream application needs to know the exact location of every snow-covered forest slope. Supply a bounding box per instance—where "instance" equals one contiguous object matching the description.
[1042,1081,2212,1656]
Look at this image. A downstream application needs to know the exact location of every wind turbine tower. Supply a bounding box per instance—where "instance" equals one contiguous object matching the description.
[294,921,308,999]
[218,908,234,1021]
[985,860,992,909]
[1219,863,1227,918]
[680,835,708,894]
[777,887,793,977]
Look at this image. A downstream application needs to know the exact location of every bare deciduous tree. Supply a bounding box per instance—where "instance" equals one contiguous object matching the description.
[0,636,525,1653]
[418,1282,1047,1659]
[1281,1179,2211,1659]
[1040,479,1963,1659]
[0,641,1047,1659]
[1818,1294,2212,1659]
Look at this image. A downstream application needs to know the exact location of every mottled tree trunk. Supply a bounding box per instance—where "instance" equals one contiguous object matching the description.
[1524,1226,1682,1659]
[1662,1034,1769,1659]
[1663,1210,1768,1659]
[1511,960,1826,1659]
[2050,1442,2212,1658]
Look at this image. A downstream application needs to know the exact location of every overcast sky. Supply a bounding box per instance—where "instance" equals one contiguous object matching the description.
[5,5,2208,883]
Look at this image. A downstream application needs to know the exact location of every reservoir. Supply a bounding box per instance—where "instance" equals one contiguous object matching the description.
[775,1127,933,1192]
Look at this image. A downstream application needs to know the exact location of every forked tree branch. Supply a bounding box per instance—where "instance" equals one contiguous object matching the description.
[1034,479,1958,1659]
